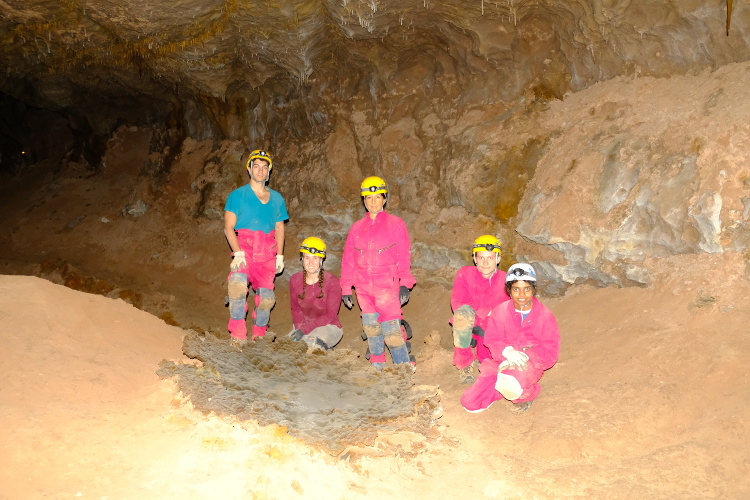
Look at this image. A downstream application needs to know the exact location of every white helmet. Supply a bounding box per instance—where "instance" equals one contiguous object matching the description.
[505,263,537,283]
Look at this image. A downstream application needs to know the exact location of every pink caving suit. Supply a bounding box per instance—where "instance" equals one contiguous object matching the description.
[451,266,510,369]
[461,297,560,411]
[340,211,416,363]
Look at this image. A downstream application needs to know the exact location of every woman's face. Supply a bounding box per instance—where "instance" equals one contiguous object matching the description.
[364,193,385,214]
[509,280,534,310]
[302,253,322,275]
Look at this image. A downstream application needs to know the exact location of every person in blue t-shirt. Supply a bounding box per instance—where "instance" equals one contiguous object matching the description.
[224,149,289,348]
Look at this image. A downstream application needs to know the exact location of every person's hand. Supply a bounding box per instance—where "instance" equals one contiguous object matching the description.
[502,346,529,370]
[275,255,284,274]
[289,329,304,341]
[230,251,246,272]
[399,285,410,305]
[472,325,485,338]
[342,295,354,309]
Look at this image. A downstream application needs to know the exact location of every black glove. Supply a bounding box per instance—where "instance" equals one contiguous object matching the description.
[472,325,485,338]
[399,285,410,305]
[289,329,305,341]
[342,295,354,309]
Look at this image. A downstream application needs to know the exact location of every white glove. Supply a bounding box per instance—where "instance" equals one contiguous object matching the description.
[230,251,246,271]
[275,255,284,274]
[502,346,529,370]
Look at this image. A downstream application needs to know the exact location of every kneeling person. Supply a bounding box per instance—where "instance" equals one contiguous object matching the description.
[451,235,510,384]
[461,263,560,414]
[289,237,344,351]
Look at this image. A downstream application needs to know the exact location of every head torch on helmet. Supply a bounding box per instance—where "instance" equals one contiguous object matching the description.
[505,263,537,283]
[472,235,502,255]
[246,149,273,170]
[300,237,326,258]
[360,176,388,197]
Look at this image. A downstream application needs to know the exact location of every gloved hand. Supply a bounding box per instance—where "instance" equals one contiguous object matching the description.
[275,255,284,274]
[472,325,485,338]
[399,285,410,305]
[502,346,529,370]
[342,295,354,309]
[289,329,305,341]
[230,251,246,272]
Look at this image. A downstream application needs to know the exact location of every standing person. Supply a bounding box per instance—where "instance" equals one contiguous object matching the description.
[288,237,344,351]
[340,176,416,369]
[224,149,289,348]
[451,235,510,384]
[461,263,560,414]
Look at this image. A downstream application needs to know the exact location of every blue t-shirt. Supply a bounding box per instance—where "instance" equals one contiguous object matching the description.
[224,184,289,233]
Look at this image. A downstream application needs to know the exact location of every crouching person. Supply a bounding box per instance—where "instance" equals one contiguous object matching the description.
[460,263,559,414]
[288,237,344,351]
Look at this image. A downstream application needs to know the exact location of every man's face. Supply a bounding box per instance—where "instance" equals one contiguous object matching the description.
[248,159,270,183]
[364,193,386,214]
[473,250,497,278]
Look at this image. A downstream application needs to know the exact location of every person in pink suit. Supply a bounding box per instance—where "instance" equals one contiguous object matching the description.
[451,235,510,384]
[340,176,416,369]
[224,150,288,349]
[288,237,344,351]
[461,263,560,414]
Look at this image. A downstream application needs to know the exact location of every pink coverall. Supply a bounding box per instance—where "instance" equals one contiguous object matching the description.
[451,266,510,369]
[341,211,415,364]
[461,297,560,411]
[340,211,416,319]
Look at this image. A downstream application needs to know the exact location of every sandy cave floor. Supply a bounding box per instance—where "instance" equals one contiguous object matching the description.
[1,251,749,499]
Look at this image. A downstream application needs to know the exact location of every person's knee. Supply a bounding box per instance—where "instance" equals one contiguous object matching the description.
[495,373,524,400]
[228,273,249,319]
[257,287,275,310]
[382,319,404,347]
[228,273,248,299]
[362,313,380,338]
[453,305,476,348]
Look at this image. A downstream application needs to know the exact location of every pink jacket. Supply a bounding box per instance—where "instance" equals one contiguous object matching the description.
[289,271,343,334]
[484,298,560,371]
[340,211,416,293]
[451,266,510,329]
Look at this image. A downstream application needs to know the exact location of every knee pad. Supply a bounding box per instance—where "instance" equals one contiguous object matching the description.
[388,344,411,365]
[453,304,476,349]
[495,372,523,400]
[228,273,248,320]
[362,313,380,339]
[257,287,275,310]
[368,335,385,357]
[382,319,405,347]
[254,308,270,327]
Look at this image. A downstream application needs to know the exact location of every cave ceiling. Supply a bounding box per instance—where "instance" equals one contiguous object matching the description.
[0,0,748,140]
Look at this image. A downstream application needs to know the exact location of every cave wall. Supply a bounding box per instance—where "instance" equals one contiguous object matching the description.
[3,0,750,303]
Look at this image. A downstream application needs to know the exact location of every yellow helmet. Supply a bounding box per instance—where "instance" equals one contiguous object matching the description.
[472,235,502,254]
[360,176,388,196]
[300,237,326,258]
[246,149,273,170]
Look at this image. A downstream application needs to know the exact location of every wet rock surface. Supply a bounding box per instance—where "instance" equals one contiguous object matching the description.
[158,331,442,454]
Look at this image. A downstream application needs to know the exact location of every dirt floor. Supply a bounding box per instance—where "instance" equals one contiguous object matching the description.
[1,249,748,499]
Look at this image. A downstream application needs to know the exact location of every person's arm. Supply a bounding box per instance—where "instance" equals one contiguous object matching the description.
[450,268,472,313]
[396,219,416,288]
[526,305,560,371]
[340,226,356,294]
[274,220,285,256]
[325,274,343,324]
[224,211,241,252]
[289,276,305,331]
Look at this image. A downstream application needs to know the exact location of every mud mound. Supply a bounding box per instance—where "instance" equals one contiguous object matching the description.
[158,332,442,454]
